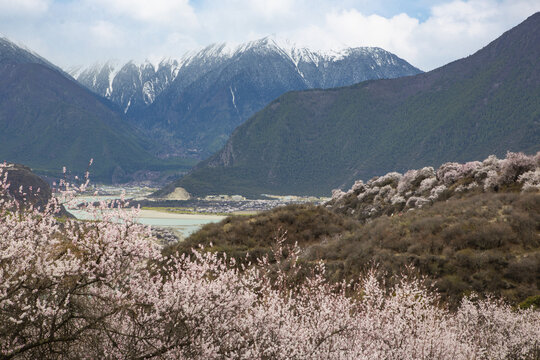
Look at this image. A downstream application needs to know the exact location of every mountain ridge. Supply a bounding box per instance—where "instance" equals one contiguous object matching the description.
[166,12,540,198]
[0,36,69,77]
[71,37,422,157]
[0,37,193,183]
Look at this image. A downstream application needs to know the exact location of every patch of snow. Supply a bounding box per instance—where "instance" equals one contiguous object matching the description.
[124,98,132,113]
[230,86,238,111]
[105,61,120,97]
[171,65,180,80]
[143,81,155,104]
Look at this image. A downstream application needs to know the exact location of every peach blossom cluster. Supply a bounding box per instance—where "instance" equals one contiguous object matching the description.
[329,152,540,221]
[1,164,539,359]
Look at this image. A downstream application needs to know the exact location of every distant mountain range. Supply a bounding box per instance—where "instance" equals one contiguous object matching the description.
[0,37,194,183]
[72,37,422,157]
[0,34,420,183]
[165,12,540,198]
[69,58,181,116]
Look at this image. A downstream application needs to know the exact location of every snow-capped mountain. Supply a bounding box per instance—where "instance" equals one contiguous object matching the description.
[169,13,540,197]
[71,37,422,157]
[70,59,181,114]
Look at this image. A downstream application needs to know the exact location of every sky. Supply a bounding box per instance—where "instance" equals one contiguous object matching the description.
[0,0,539,71]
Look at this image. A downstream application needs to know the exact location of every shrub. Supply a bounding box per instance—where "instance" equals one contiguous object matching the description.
[328,152,539,224]
[500,151,536,184]
[4,163,540,358]
[519,295,540,310]
[314,192,540,306]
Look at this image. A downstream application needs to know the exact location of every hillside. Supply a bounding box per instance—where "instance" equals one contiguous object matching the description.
[169,152,540,307]
[0,38,194,183]
[170,12,540,198]
[1,162,53,210]
[0,36,67,75]
[73,38,421,158]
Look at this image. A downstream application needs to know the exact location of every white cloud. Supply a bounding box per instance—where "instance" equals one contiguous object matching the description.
[246,0,295,19]
[0,0,539,70]
[90,0,199,29]
[89,21,125,48]
[0,0,50,17]
[279,0,540,70]
[412,0,540,69]
[289,11,420,61]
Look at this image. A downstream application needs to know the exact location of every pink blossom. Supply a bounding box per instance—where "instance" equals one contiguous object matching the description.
[1,164,539,359]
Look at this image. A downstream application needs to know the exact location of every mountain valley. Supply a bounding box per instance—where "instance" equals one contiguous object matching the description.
[168,13,540,198]
[1,6,540,358]
[0,37,194,183]
[72,37,422,157]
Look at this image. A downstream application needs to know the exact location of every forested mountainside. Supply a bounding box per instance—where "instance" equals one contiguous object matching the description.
[73,37,421,157]
[0,38,194,183]
[169,13,540,197]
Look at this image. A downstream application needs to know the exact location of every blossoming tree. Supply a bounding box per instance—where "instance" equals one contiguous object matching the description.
[1,163,539,359]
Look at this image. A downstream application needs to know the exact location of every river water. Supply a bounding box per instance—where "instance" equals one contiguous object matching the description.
[65,195,226,238]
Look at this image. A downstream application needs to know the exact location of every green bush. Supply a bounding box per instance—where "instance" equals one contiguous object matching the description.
[173,192,540,308]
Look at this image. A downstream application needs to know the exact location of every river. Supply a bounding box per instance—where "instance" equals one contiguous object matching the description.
[65,194,226,238]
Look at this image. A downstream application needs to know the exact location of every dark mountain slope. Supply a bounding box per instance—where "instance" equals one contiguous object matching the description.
[0,36,67,76]
[0,163,70,216]
[1,163,54,210]
[0,39,193,182]
[79,39,421,158]
[172,12,540,197]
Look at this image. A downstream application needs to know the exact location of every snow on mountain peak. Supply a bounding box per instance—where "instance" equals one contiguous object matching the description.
[67,36,419,118]
[69,36,396,80]
[176,36,379,68]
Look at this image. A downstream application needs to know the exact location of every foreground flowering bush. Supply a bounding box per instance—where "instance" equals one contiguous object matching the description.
[1,165,539,359]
